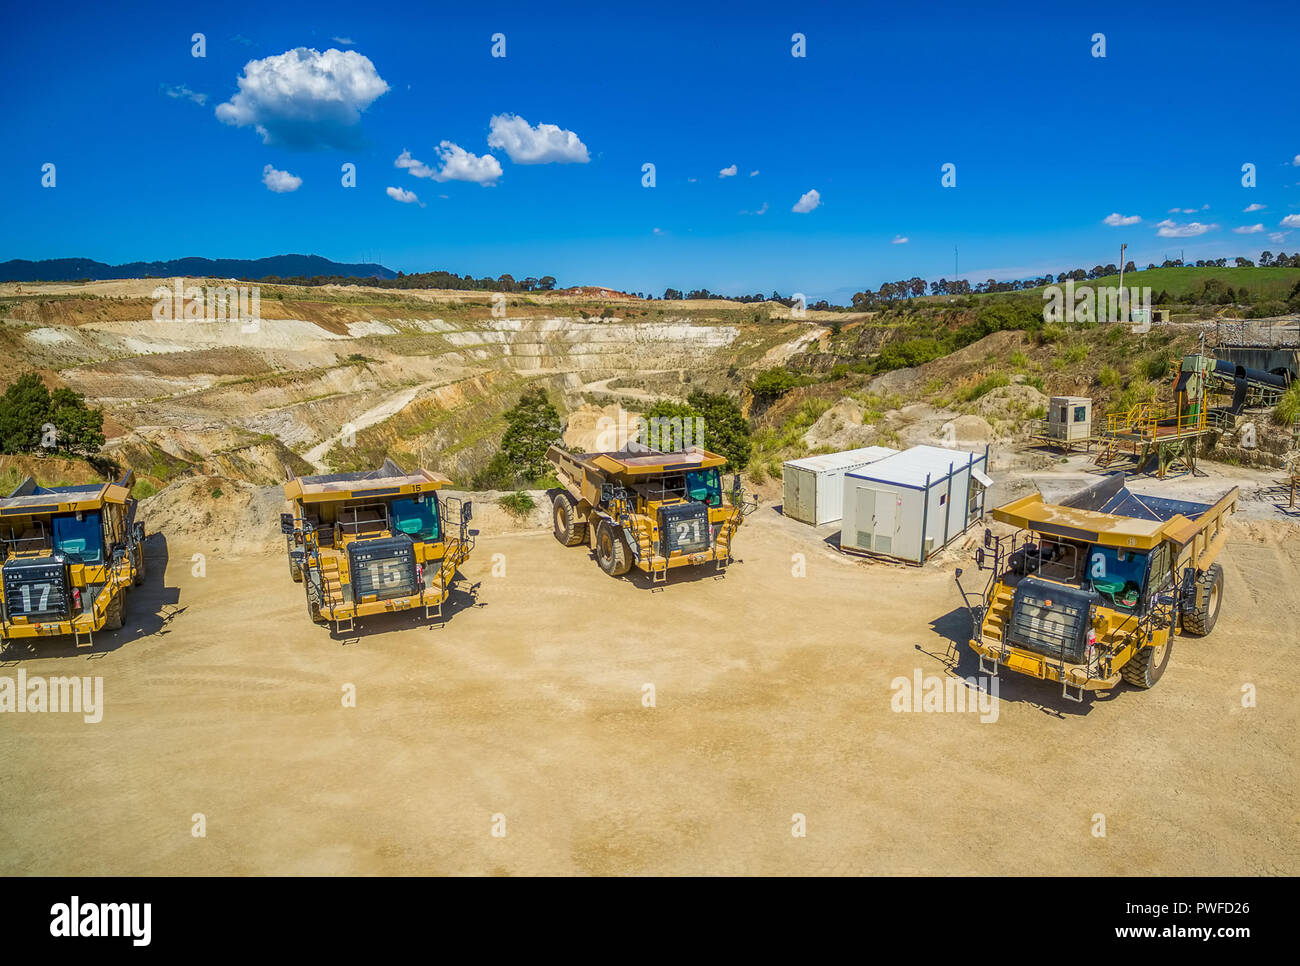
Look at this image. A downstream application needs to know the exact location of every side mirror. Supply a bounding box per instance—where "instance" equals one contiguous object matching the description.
[975,548,985,569]
[983,527,994,550]
[731,473,742,497]
[955,567,963,579]
[462,501,473,524]
[601,483,615,505]
[280,513,295,535]
[133,522,145,542]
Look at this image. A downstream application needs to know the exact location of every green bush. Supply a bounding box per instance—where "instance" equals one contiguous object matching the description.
[1274,383,1300,426]
[960,373,1010,402]
[1142,355,1170,381]
[498,490,536,518]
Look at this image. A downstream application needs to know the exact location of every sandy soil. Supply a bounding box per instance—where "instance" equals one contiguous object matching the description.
[1,502,1295,876]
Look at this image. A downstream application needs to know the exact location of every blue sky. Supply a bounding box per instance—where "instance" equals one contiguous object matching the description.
[2,0,1298,302]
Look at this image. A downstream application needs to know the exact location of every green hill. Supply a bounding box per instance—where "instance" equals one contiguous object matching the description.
[1015,265,1300,302]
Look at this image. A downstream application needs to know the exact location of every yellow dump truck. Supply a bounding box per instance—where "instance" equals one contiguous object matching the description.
[957,472,1236,700]
[281,460,474,632]
[0,472,146,649]
[546,443,755,584]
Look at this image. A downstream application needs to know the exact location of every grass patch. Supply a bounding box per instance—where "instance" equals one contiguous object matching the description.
[498,491,536,519]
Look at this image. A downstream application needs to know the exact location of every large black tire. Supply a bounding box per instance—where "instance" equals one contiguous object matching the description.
[595,521,632,576]
[553,493,587,547]
[306,580,327,624]
[1121,629,1174,689]
[1181,563,1223,636]
[288,538,303,583]
[101,589,125,632]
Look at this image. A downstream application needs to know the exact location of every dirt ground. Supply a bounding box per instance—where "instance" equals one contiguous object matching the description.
[1,499,1296,876]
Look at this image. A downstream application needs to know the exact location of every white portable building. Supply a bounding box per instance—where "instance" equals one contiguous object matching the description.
[782,446,898,526]
[840,444,992,564]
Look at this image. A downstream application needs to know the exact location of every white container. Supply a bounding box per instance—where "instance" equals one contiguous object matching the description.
[840,444,992,564]
[782,446,898,526]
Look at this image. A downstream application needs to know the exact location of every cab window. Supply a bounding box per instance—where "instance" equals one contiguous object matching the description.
[685,468,722,507]
[52,512,104,564]
[390,497,440,540]
[1087,545,1148,610]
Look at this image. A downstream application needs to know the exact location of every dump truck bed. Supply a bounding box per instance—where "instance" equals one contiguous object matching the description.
[992,472,1237,551]
[548,444,726,481]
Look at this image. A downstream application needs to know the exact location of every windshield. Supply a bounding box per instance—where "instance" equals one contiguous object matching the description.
[52,512,104,564]
[1086,545,1148,609]
[390,497,440,541]
[685,468,722,507]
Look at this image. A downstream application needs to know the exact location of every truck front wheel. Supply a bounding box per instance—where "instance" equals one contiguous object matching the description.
[1121,630,1173,689]
[553,493,587,547]
[596,521,632,576]
[101,590,126,632]
[1181,563,1224,636]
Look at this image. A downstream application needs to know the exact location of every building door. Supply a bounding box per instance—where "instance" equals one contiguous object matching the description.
[856,485,896,555]
[872,488,896,555]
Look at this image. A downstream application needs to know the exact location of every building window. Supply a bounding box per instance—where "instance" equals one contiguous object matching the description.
[1074,406,1087,422]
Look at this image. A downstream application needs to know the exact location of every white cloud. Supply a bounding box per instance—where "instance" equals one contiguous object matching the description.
[396,143,502,186]
[332,36,355,46]
[162,83,207,106]
[261,164,302,193]
[739,202,769,216]
[1155,219,1216,238]
[1202,203,1210,210]
[1244,203,1266,212]
[1103,212,1141,226]
[216,47,389,149]
[686,177,697,183]
[719,164,737,178]
[386,185,421,204]
[891,234,909,244]
[1280,214,1300,228]
[1233,224,1265,234]
[1166,207,1180,213]
[1293,154,1300,166]
[749,170,759,177]
[653,227,663,234]
[792,189,821,213]
[1268,231,1291,243]
[486,114,589,164]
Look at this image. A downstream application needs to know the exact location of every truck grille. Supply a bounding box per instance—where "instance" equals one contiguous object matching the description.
[3,557,71,620]
[659,503,710,555]
[1005,577,1095,664]
[347,536,418,601]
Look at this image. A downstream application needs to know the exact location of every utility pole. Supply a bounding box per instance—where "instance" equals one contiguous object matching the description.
[1118,242,1128,322]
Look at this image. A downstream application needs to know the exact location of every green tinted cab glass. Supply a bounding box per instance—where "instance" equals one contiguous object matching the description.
[685,468,722,507]
[390,497,440,540]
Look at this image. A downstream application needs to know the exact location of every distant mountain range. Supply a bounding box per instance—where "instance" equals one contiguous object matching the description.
[0,254,398,283]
